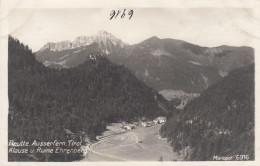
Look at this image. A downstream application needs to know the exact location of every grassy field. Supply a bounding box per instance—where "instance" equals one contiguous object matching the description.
[81,124,180,161]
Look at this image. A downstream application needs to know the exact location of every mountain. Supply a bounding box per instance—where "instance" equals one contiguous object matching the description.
[36,31,126,68]
[160,64,255,160]
[108,37,254,93]
[8,36,167,161]
[38,31,126,53]
[35,32,254,96]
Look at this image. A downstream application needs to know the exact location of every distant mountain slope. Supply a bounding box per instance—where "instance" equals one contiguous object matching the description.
[8,36,166,161]
[36,43,103,68]
[36,32,254,94]
[109,37,254,93]
[160,64,255,160]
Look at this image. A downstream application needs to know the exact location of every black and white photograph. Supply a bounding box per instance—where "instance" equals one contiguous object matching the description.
[1,0,259,164]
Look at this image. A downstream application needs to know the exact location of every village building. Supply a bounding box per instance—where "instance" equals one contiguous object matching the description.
[123,126,132,130]
[153,119,158,124]
[153,116,166,124]
[146,122,152,127]
[89,54,97,60]
[158,119,166,124]
[123,124,136,130]
[141,122,147,127]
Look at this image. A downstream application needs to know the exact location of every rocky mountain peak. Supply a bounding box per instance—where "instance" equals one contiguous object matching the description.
[97,30,111,36]
[38,31,127,53]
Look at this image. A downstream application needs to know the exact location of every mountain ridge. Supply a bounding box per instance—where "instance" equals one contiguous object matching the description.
[36,31,254,94]
[38,31,127,53]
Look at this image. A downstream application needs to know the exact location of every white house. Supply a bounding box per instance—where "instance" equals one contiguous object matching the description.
[123,125,136,130]
[154,116,166,124]
[123,126,132,130]
[158,119,166,124]
[141,122,147,127]
[146,122,152,127]
[153,119,158,124]
[89,54,97,60]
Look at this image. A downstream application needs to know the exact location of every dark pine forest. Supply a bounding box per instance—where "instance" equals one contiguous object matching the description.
[160,64,255,160]
[8,36,167,161]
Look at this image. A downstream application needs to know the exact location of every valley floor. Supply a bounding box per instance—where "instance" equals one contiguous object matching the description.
[80,124,181,161]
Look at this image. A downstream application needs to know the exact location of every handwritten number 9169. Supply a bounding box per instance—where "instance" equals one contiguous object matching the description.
[110,9,134,20]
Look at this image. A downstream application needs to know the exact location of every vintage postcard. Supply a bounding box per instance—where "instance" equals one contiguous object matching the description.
[0,0,259,165]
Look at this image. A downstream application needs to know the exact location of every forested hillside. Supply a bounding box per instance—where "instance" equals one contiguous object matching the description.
[8,36,166,161]
[160,64,254,160]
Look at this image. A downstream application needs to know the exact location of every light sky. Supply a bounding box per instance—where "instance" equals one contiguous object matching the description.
[8,8,254,52]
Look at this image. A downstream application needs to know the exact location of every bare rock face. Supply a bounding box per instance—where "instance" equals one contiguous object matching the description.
[39,41,72,51]
[38,31,126,54]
